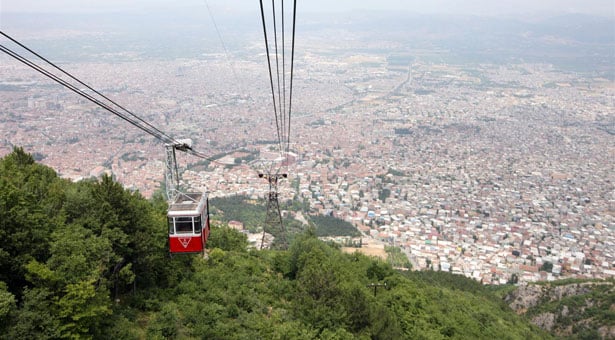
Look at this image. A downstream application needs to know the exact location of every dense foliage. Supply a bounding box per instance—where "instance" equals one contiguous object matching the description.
[308,214,361,237]
[519,280,615,339]
[0,148,552,339]
[0,148,189,338]
[385,246,412,269]
[209,195,361,239]
[209,196,266,232]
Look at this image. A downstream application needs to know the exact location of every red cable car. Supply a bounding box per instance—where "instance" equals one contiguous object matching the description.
[165,140,210,255]
[168,192,210,254]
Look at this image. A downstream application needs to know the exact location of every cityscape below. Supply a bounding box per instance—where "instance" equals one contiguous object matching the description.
[1,8,613,285]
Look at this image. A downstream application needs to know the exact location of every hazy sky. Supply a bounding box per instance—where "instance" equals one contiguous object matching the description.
[1,0,614,17]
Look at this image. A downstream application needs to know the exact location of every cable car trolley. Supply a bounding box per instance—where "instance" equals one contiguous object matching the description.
[165,140,210,255]
[168,192,209,254]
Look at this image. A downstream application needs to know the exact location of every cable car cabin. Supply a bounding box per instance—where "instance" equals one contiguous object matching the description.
[168,192,210,254]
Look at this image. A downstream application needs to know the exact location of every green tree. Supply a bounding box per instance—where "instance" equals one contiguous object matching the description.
[378,188,391,202]
[147,302,180,339]
[0,147,65,296]
[385,246,412,269]
[62,175,172,292]
[207,225,249,252]
[540,261,553,273]
[0,282,15,335]
[309,214,360,237]
[343,284,372,333]
[366,260,395,281]
[7,287,62,339]
[294,251,346,332]
[24,223,114,338]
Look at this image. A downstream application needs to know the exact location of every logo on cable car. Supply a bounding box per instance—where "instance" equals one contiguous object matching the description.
[178,237,191,248]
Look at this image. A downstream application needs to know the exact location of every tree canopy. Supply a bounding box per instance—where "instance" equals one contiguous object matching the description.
[0,148,553,339]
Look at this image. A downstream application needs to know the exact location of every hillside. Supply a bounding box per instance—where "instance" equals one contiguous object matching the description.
[505,279,615,339]
[0,147,556,338]
[209,195,360,239]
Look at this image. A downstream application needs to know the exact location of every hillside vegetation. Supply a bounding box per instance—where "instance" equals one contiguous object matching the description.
[209,195,360,238]
[0,147,550,339]
[505,279,615,339]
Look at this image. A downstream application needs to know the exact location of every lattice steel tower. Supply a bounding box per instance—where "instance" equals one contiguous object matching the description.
[259,173,287,250]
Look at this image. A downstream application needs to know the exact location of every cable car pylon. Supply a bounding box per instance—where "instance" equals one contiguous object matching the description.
[259,172,287,250]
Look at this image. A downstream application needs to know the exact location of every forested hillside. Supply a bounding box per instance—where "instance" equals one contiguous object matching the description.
[505,279,615,339]
[209,195,360,238]
[0,147,182,338]
[0,148,551,339]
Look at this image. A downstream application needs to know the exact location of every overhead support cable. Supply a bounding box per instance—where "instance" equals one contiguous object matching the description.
[0,31,176,144]
[0,31,227,166]
[258,0,283,156]
[287,0,297,155]
[0,43,172,145]
[281,0,287,155]
[258,0,297,168]
[203,0,247,96]
[272,0,284,153]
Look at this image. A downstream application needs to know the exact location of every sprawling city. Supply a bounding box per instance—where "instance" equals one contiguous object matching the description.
[1,8,613,286]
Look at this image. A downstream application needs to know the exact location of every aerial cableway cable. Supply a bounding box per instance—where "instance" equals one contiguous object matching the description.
[287,0,297,156]
[0,43,172,145]
[272,0,285,153]
[0,31,175,145]
[258,0,284,156]
[0,31,226,166]
[203,0,247,97]
[258,0,297,164]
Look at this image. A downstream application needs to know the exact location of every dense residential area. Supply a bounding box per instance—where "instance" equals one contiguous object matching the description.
[2,58,612,284]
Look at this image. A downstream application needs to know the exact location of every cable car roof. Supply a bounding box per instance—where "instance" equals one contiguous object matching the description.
[168,192,207,216]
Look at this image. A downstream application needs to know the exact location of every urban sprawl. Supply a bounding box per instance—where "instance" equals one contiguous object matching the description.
[1,47,613,285]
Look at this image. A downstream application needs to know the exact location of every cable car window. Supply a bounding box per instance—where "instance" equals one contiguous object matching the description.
[168,217,175,234]
[194,216,202,234]
[175,217,193,234]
